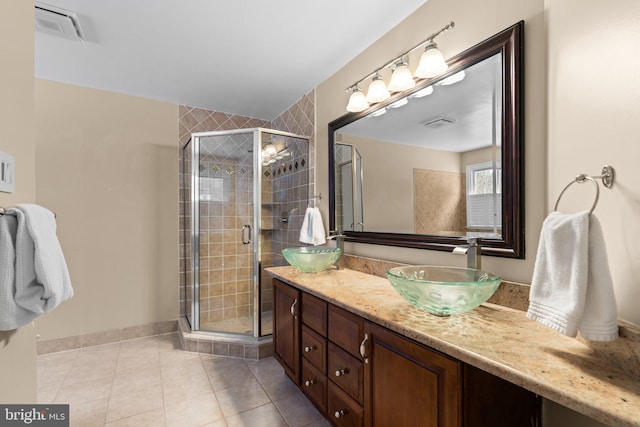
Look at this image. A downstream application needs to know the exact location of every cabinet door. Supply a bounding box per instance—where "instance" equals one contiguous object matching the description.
[273,279,300,384]
[364,321,461,427]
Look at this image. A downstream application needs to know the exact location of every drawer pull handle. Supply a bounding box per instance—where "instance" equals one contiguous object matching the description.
[304,379,316,387]
[360,333,369,364]
[334,409,346,419]
[335,369,346,377]
[304,345,315,353]
[290,298,297,317]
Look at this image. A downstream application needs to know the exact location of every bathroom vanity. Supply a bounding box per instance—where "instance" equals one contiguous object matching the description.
[273,273,540,426]
[268,266,640,427]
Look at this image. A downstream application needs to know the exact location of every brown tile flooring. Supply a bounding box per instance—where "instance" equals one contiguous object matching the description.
[37,333,329,427]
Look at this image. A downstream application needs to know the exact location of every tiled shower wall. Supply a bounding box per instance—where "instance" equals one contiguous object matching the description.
[178,91,315,329]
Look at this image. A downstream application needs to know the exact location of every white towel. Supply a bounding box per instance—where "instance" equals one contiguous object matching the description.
[526,211,618,341]
[298,207,326,246]
[0,204,73,331]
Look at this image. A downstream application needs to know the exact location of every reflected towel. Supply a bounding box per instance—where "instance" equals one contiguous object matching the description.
[526,211,618,341]
[0,204,73,331]
[299,207,326,246]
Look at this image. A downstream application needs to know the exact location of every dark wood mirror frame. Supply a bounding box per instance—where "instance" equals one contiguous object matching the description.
[328,21,524,258]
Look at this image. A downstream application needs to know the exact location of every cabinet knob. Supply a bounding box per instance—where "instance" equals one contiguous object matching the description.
[304,379,316,387]
[335,369,346,377]
[304,345,315,353]
[334,409,346,419]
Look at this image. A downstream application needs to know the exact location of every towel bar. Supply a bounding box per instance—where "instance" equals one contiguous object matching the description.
[553,165,615,215]
[0,207,57,218]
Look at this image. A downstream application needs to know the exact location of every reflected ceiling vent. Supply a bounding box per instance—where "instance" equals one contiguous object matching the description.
[422,117,456,129]
[35,3,85,42]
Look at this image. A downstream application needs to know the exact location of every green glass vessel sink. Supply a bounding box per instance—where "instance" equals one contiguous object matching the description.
[386,266,501,316]
[282,247,342,273]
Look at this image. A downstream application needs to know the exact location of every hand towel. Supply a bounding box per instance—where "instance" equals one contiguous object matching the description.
[0,204,73,331]
[526,211,618,341]
[578,215,618,341]
[299,207,314,244]
[311,207,326,246]
[298,207,326,246]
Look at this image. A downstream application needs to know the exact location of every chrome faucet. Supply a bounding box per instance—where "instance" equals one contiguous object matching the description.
[327,230,346,270]
[452,237,481,270]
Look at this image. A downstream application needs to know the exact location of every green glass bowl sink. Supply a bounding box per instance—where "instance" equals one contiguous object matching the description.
[386,266,501,316]
[282,247,342,273]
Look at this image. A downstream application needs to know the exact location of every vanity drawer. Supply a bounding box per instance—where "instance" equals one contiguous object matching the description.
[301,292,327,336]
[328,381,363,427]
[302,325,326,372]
[328,342,364,405]
[301,358,327,412]
[328,305,364,358]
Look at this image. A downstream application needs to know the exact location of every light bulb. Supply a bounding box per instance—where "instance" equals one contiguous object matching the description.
[415,41,448,78]
[264,144,277,156]
[366,73,390,103]
[346,87,369,112]
[388,98,408,109]
[367,108,387,118]
[388,60,415,92]
[438,70,466,86]
[410,86,434,98]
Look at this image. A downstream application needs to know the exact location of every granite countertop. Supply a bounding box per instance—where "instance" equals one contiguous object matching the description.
[267,266,640,427]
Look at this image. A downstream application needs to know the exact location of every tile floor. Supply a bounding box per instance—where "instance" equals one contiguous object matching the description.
[37,333,329,427]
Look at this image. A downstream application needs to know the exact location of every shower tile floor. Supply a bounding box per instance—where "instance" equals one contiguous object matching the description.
[37,333,329,427]
[200,311,273,335]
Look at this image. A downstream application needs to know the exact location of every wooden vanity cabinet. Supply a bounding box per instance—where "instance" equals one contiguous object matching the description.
[273,279,541,427]
[273,279,300,383]
[363,321,460,427]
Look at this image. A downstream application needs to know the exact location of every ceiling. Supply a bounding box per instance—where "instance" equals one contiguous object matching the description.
[34,0,428,121]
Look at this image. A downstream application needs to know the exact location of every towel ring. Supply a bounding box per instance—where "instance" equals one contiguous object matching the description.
[554,174,599,215]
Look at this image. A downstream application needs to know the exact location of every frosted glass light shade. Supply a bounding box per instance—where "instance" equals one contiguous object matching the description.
[366,75,390,103]
[388,62,415,92]
[346,88,369,112]
[438,70,466,86]
[411,86,434,98]
[415,42,448,78]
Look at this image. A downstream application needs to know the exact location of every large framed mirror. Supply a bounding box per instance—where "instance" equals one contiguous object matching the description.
[329,22,524,258]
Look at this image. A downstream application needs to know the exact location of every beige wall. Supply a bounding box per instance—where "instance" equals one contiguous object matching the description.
[317,0,546,281]
[0,0,37,403]
[34,79,179,340]
[546,0,640,328]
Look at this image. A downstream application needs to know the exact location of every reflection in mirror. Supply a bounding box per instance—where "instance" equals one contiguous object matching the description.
[335,143,364,232]
[328,22,523,258]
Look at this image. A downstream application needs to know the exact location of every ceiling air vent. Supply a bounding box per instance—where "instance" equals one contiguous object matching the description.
[35,3,85,42]
[422,117,456,129]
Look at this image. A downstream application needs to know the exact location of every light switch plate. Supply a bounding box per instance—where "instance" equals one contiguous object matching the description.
[0,150,15,193]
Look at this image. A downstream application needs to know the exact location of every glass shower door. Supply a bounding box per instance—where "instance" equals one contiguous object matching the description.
[192,130,256,335]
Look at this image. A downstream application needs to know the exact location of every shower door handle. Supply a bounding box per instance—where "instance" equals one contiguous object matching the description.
[241,224,252,245]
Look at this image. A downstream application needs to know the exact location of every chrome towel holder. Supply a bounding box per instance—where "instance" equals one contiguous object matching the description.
[554,165,615,215]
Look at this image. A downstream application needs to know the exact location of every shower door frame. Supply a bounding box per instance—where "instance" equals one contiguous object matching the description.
[188,128,310,339]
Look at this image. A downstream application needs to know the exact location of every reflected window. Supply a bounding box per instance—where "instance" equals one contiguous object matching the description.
[466,162,501,230]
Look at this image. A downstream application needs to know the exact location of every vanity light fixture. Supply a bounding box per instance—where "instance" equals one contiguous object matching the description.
[415,41,448,78]
[344,21,454,112]
[346,86,369,113]
[410,85,434,98]
[388,57,415,92]
[261,141,290,166]
[366,72,391,103]
[388,98,409,109]
[438,70,466,86]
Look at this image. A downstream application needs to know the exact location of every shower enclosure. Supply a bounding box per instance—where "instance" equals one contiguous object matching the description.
[181,128,310,341]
